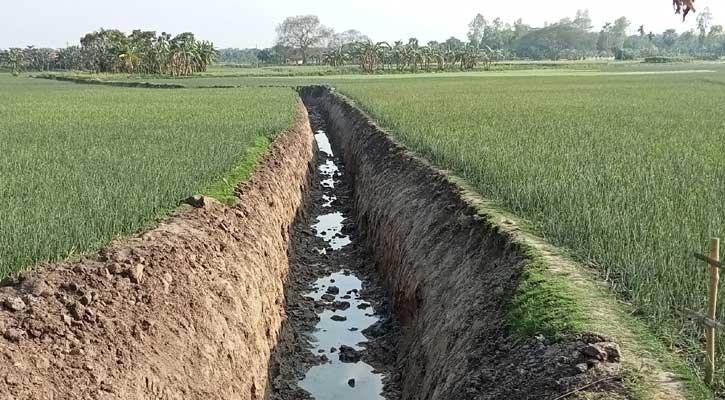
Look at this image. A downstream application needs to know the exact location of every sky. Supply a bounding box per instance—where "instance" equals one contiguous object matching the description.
[1,0,724,49]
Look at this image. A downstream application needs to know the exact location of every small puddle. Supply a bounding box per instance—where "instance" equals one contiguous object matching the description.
[319,160,338,189]
[315,130,334,156]
[321,194,336,208]
[312,212,351,250]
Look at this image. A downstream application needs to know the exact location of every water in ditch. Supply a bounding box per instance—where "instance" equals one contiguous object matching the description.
[298,128,385,399]
[266,108,399,400]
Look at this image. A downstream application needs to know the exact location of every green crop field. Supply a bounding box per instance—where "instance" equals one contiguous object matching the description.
[336,71,725,377]
[0,75,296,276]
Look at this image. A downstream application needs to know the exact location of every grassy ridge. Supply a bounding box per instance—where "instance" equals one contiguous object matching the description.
[336,72,725,386]
[0,75,296,276]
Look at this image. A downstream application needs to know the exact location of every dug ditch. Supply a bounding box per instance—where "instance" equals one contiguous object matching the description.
[0,89,628,400]
[266,105,401,400]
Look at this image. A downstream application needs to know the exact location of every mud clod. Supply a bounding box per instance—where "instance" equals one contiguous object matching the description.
[126,264,145,284]
[3,328,24,342]
[338,345,363,363]
[19,278,51,297]
[68,302,85,320]
[321,294,335,302]
[3,296,25,312]
[332,301,350,310]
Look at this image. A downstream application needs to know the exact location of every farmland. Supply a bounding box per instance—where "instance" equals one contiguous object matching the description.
[335,70,725,377]
[0,74,297,276]
[2,63,725,398]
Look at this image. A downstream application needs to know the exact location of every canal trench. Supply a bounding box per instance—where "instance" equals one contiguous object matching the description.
[265,104,401,400]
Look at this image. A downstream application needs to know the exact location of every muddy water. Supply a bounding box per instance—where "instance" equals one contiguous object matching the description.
[266,108,399,400]
[301,271,383,400]
[300,129,385,399]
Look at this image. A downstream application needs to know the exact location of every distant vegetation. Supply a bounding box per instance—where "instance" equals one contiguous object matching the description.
[2,8,723,75]
[307,8,724,72]
[0,4,725,76]
[223,8,725,73]
[0,29,216,76]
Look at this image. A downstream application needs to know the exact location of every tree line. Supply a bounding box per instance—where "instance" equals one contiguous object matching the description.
[3,7,724,75]
[248,9,725,72]
[0,29,216,75]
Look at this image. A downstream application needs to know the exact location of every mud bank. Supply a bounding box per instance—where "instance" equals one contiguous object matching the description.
[0,102,314,399]
[34,74,186,89]
[302,87,627,400]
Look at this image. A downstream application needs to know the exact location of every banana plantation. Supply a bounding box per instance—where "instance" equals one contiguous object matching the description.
[323,39,500,72]
[0,29,216,76]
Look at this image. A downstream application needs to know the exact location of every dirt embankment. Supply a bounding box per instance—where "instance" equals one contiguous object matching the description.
[0,101,314,400]
[34,74,186,89]
[303,87,626,400]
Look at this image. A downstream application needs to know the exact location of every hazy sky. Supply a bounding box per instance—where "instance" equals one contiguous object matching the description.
[2,0,723,49]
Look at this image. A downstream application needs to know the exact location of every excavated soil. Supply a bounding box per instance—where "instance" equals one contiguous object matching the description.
[0,101,314,400]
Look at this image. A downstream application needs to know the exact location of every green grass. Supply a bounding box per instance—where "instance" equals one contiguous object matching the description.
[40,61,725,88]
[202,134,271,205]
[334,70,725,389]
[0,74,297,277]
[508,256,587,339]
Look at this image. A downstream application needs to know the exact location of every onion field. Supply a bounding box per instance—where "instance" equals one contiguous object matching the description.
[0,75,297,276]
[337,71,725,372]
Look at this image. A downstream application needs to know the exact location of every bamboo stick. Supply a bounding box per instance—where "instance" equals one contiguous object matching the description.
[705,238,720,386]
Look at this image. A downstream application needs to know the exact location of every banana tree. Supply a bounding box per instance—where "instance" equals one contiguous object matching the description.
[7,48,23,74]
[353,41,390,73]
[323,46,349,66]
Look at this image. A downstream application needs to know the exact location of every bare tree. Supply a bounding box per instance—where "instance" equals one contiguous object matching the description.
[275,15,332,64]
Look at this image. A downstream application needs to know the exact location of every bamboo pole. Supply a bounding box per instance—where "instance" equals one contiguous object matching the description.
[705,238,720,386]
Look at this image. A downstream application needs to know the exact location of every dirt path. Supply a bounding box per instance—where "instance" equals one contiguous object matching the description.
[266,105,400,400]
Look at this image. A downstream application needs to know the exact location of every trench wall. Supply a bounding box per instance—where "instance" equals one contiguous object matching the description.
[304,87,529,399]
[0,102,314,400]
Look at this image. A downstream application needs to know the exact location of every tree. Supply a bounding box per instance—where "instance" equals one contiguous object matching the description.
[467,14,487,48]
[697,7,713,45]
[275,15,332,64]
[598,17,630,55]
[611,17,631,51]
[444,37,464,50]
[330,29,370,48]
[573,9,593,31]
[353,41,390,72]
